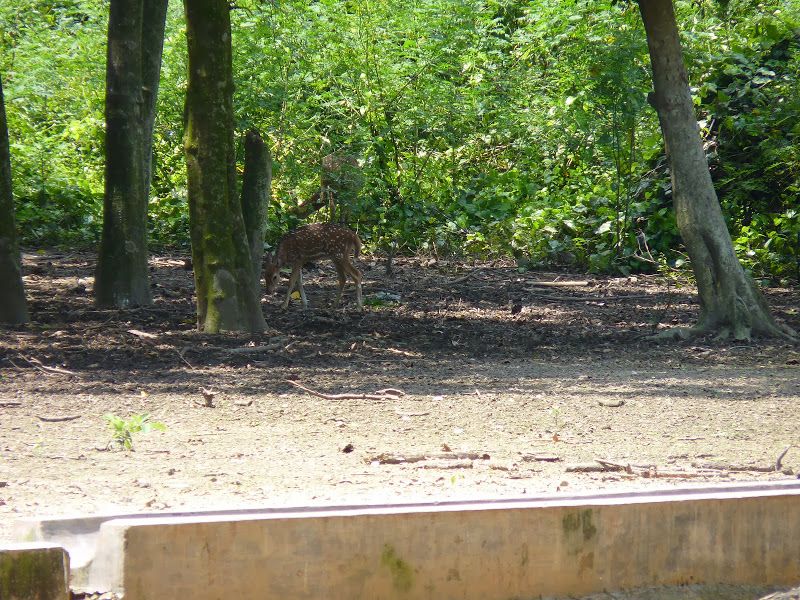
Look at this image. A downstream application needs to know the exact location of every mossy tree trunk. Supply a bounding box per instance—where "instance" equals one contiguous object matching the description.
[638,0,795,341]
[0,75,29,324]
[184,0,266,333]
[240,129,272,292]
[96,0,167,308]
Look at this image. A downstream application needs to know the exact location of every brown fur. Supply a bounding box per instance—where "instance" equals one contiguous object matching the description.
[263,223,363,309]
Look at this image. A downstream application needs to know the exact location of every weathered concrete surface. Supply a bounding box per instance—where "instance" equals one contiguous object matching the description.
[0,542,69,600]
[78,481,800,599]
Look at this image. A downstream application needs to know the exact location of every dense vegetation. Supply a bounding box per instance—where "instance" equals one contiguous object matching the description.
[2,0,798,281]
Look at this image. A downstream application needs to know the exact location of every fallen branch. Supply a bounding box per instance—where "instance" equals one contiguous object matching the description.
[598,400,625,408]
[776,445,794,471]
[595,459,633,472]
[526,292,593,303]
[529,280,590,288]
[127,329,158,340]
[567,459,728,479]
[447,267,485,285]
[526,291,656,303]
[368,451,490,465]
[16,355,77,377]
[418,460,473,470]
[226,341,286,354]
[394,409,429,417]
[639,469,717,479]
[176,348,196,371]
[378,388,406,397]
[36,414,81,423]
[566,462,618,473]
[286,380,406,401]
[566,460,629,473]
[521,453,561,463]
[692,461,776,473]
[0,401,22,408]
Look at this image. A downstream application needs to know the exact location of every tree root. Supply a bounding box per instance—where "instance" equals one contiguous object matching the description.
[648,320,798,343]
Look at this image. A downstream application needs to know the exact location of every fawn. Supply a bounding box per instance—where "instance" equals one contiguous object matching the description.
[263,223,363,309]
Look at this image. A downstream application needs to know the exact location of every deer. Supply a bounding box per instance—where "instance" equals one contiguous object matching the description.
[263,223,363,310]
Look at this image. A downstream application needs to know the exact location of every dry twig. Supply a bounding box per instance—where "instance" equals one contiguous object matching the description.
[368,451,490,465]
[776,445,794,471]
[36,414,81,423]
[286,379,406,401]
[394,408,429,417]
[692,461,776,473]
[529,280,590,288]
[15,355,77,377]
[447,268,485,285]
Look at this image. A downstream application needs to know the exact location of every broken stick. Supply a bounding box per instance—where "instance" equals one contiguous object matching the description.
[286,380,406,401]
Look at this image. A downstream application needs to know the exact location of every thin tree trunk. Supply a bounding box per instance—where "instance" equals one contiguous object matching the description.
[638,0,795,340]
[0,75,29,324]
[95,0,152,308]
[141,0,169,201]
[240,129,272,291]
[184,0,266,333]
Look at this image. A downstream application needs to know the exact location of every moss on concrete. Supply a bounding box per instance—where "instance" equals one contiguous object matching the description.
[0,546,68,600]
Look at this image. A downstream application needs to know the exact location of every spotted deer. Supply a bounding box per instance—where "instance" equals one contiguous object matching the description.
[263,223,363,309]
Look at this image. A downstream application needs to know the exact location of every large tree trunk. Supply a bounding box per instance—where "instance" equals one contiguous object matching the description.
[95,0,152,308]
[184,0,266,333]
[240,129,272,292]
[638,0,795,341]
[0,75,29,324]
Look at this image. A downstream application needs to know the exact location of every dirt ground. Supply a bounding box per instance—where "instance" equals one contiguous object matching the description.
[1,251,800,596]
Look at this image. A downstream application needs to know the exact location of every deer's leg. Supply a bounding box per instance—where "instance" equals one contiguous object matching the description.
[333,259,347,305]
[297,271,308,308]
[283,267,302,309]
[341,260,363,309]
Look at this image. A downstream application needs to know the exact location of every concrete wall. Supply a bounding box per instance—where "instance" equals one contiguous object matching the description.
[83,482,800,599]
[0,542,69,600]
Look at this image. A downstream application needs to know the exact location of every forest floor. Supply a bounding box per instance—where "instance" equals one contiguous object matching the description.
[1,251,800,598]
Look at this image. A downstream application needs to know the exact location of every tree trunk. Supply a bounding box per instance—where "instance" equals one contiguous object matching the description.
[141,0,169,201]
[287,151,361,221]
[240,129,272,292]
[320,151,362,223]
[95,0,152,308]
[0,75,29,324]
[184,0,266,333]
[638,0,795,341]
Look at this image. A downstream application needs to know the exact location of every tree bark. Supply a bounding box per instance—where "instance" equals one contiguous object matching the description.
[184,0,266,333]
[141,0,169,201]
[95,0,152,308]
[240,129,272,292]
[638,0,795,340]
[0,75,29,324]
[287,152,361,221]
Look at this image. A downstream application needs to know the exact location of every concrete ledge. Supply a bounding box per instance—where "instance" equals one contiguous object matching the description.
[0,542,69,600]
[17,481,800,598]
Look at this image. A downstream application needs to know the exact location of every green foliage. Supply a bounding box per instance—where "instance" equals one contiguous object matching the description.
[1,0,106,245]
[104,412,166,451]
[1,0,798,280]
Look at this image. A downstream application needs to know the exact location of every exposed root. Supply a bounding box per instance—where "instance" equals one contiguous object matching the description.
[647,326,703,342]
[647,316,798,344]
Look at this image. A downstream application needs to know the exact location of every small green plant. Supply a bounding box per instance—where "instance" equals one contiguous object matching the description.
[104,413,166,451]
[363,291,402,307]
[549,404,567,436]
